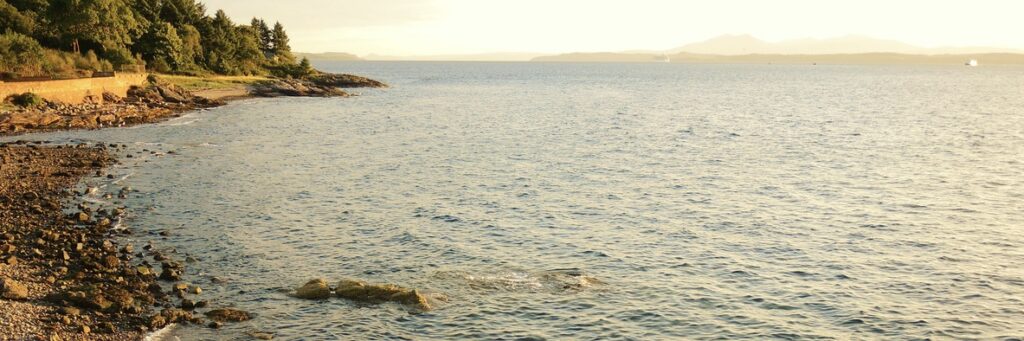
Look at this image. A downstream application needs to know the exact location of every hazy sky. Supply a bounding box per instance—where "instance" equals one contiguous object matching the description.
[201,0,1024,56]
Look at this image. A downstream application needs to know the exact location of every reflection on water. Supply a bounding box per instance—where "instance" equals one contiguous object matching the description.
[12,62,1024,340]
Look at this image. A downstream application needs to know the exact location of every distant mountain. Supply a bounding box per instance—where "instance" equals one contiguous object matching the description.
[675,34,1024,55]
[531,34,1024,64]
[365,52,544,62]
[295,52,364,61]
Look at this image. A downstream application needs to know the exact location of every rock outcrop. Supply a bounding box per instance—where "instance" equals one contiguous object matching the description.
[1,81,224,135]
[308,73,388,88]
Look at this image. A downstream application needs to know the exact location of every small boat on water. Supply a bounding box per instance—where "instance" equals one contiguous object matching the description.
[966,59,979,67]
[657,55,671,63]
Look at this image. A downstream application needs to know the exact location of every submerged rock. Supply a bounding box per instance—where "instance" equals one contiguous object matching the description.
[335,279,441,311]
[295,279,331,300]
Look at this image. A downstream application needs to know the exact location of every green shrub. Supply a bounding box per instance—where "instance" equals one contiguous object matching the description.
[0,32,45,77]
[10,92,44,107]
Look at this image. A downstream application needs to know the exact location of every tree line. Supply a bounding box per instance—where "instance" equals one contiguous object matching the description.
[0,0,312,78]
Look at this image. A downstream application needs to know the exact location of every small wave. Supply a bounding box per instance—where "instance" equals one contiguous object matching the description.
[435,268,604,292]
[143,323,179,341]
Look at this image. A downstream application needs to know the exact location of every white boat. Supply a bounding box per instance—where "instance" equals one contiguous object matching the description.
[657,55,671,63]
[966,59,979,67]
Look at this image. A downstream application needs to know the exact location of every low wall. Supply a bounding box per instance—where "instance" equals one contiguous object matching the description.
[0,73,149,104]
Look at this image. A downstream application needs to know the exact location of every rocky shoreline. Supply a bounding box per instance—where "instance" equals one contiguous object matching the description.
[0,73,388,136]
[0,73,387,340]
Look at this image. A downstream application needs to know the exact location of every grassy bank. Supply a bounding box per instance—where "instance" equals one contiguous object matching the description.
[157,75,272,92]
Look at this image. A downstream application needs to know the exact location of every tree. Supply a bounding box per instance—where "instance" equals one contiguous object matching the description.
[251,17,272,54]
[299,56,312,75]
[137,22,185,72]
[45,0,145,65]
[271,21,293,62]
[0,0,37,35]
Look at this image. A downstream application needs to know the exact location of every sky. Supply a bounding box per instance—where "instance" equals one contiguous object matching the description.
[200,0,1024,56]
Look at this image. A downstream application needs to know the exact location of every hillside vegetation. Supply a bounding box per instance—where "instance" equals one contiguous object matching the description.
[0,0,313,79]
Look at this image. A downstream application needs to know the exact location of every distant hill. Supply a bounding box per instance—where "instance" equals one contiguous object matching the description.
[669,34,1023,55]
[670,34,917,55]
[531,34,1024,64]
[532,53,669,63]
[533,52,1024,65]
[295,52,364,61]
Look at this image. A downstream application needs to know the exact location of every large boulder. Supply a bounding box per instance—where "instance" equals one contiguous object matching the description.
[295,279,331,300]
[0,278,29,300]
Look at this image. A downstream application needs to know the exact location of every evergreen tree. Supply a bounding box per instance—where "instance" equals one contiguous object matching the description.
[271,21,292,61]
[251,17,272,54]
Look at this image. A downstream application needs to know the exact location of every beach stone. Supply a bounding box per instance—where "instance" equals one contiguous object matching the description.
[103,255,120,268]
[60,306,80,316]
[0,278,29,300]
[205,308,252,322]
[295,279,331,299]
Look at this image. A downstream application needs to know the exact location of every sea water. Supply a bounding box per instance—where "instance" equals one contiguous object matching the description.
[12,62,1024,340]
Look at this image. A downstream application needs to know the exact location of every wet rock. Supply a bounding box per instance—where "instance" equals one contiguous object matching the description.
[295,279,331,300]
[207,321,222,329]
[1,278,29,300]
[159,268,182,281]
[180,298,195,310]
[159,308,194,324]
[335,279,439,311]
[172,283,189,292]
[205,308,252,322]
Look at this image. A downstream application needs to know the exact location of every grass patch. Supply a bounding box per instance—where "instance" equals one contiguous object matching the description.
[158,74,272,92]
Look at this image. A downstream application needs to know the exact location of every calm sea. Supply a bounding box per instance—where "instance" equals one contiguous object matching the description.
[13,62,1024,340]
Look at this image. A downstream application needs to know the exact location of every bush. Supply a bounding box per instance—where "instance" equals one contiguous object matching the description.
[0,32,45,77]
[9,92,44,107]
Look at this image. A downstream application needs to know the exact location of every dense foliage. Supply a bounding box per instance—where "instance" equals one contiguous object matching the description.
[0,0,303,78]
